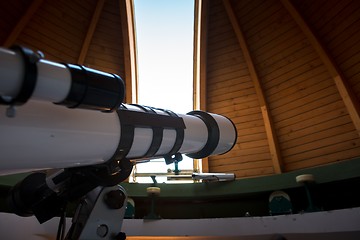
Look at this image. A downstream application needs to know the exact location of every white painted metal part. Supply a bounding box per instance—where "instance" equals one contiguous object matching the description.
[0,101,236,175]
[0,47,71,103]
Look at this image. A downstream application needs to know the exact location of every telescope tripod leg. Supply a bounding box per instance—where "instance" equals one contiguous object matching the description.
[65,185,127,240]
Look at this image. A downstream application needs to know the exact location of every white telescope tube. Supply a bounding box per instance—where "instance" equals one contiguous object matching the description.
[0,46,237,175]
[0,47,71,103]
[0,46,124,112]
[0,101,237,175]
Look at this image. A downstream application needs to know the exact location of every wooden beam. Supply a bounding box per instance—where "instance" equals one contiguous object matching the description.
[78,0,105,65]
[223,0,283,173]
[194,0,210,173]
[193,0,207,111]
[120,0,138,104]
[281,0,360,137]
[3,0,44,47]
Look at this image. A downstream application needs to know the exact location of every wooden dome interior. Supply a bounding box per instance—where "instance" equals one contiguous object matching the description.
[200,0,360,178]
[0,0,137,103]
[1,0,360,180]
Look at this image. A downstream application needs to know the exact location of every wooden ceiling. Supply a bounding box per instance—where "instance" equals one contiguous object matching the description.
[1,0,360,179]
[0,0,137,103]
[200,0,360,178]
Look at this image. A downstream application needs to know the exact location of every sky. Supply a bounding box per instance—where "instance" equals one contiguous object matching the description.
[134,0,194,113]
[133,0,195,182]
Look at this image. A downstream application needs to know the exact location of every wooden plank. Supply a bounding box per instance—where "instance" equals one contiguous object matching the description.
[207,29,237,49]
[339,47,360,73]
[21,24,80,58]
[223,0,282,173]
[327,18,360,52]
[311,1,351,31]
[210,150,270,164]
[283,129,359,158]
[211,164,274,176]
[78,0,105,64]
[194,0,209,172]
[276,98,346,129]
[207,70,249,85]
[270,76,337,114]
[281,115,354,146]
[237,132,269,144]
[245,7,284,39]
[273,87,340,123]
[231,167,274,178]
[277,101,349,137]
[335,48,360,75]
[262,55,323,87]
[344,60,360,80]
[253,37,309,67]
[38,3,88,38]
[285,147,360,171]
[284,136,360,164]
[195,0,208,112]
[207,62,247,79]
[208,81,254,98]
[119,0,138,103]
[212,160,273,172]
[264,60,324,92]
[282,122,356,152]
[85,47,123,62]
[3,0,44,47]
[238,0,277,31]
[211,158,272,170]
[208,93,260,112]
[267,67,329,104]
[207,42,241,59]
[320,2,360,41]
[207,94,258,111]
[59,0,95,19]
[88,35,124,51]
[207,51,245,69]
[208,76,252,92]
[279,114,353,144]
[281,0,360,137]
[17,31,76,61]
[249,22,298,57]
[266,63,328,97]
[256,39,315,78]
[260,49,318,79]
[248,21,297,55]
[231,113,263,124]
[209,95,258,112]
[24,10,82,47]
[207,68,251,84]
[211,153,271,167]
[0,1,29,43]
[217,145,270,159]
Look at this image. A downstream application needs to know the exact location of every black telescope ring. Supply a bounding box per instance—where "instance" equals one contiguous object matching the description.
[56,64,124,112]
[186,111,220,159]
[56,64,87,109]
[0,45,38,106]
[163,109,185,161]
[129,104,164,158]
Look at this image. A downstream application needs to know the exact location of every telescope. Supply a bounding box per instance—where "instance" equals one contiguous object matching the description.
[0,46,237,238]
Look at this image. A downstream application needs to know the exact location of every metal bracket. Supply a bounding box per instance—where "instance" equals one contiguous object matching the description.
[66,185,127,240]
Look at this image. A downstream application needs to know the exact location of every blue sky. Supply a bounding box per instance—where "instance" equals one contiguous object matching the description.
[133,0,195,182]
[134,0,194,113]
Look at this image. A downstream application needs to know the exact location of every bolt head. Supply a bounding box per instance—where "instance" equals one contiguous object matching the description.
[103,190,126,209]
[96,224,108,238]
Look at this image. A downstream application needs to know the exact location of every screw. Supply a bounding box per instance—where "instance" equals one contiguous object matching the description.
[6,106,16,118]
[103,190,126,209]
[96,224,108,238]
